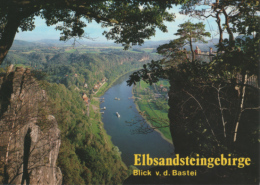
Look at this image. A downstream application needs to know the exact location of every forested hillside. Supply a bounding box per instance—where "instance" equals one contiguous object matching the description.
[0,42,159,184]
[3,42,160,92]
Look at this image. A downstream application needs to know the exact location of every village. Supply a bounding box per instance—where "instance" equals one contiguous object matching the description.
[81,77,107,116]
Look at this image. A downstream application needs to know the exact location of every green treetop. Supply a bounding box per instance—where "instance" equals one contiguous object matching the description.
[174,21,211,62]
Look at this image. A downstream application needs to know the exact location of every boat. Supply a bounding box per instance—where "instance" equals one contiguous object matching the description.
[116,112,120,117]
[103,107,106,110]
[117,98,120,100]
[115,97,118,100]
[100,112,105,114]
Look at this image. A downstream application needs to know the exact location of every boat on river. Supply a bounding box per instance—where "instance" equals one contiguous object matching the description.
[115,97,118,100]
[116,112,120,117]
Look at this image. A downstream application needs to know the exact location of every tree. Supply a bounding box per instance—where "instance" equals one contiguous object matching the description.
[179,0,259,48]
[173,21,210,62]
[155,21,211,67]
[0,0,185,65]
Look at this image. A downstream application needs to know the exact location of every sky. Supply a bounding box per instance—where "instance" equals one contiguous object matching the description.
[14,5,223,43]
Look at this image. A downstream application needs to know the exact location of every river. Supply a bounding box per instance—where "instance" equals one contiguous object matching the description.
[100,73,174,168]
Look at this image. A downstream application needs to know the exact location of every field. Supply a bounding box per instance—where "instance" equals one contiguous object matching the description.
[133,80,172,142]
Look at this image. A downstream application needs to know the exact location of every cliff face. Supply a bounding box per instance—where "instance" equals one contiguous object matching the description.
[0,66,62,185]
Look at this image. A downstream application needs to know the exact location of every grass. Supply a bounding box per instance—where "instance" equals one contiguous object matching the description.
[142,48,154,53]
[89,102,102,141]
[140,80,151,89]
[134,80,172,142]
[137,100,171,140]
[89,98,116,150]
[65,49,77,53]
[21,50,36,54]
[128,50,143,53]
[95,83,108,97]
[156,79,170,87]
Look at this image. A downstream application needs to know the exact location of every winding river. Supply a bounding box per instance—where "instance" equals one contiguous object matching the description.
[100,73,174,168]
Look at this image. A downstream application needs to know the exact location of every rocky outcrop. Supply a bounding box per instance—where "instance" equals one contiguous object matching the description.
[138,55,149,62]
[0,67,62,185]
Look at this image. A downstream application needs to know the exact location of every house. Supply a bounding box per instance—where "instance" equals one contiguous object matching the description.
[74,74,78,77]
[83,93,88,99]
[195,46,201,54]
[102,78,106,82]
[82,93,89,104]
[162,88,168,92]
[94,84,99,90]
[84,83,88,88]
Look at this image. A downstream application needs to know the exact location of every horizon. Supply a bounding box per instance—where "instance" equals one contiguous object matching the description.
[14,6,230,45]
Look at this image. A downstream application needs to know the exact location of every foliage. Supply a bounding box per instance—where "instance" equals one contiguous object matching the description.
[179,0,260,48]
[3,45,160,95]
[40,81,128,185]
[211,36,259,77]
[127,60,165,86]
[158,21,211,63]
[174,21,211,44]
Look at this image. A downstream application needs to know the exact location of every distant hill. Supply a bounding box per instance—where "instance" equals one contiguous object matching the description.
[236,35,254,40]
[133,38,219,52]
[185,38,219,52]
[33,39,60,46]
[11,38,220,52]
[133,40,171,49]
[33,39,117,47]
[12,40,38,47]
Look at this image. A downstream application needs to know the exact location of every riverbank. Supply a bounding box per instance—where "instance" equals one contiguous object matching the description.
[95,69,140,97]
[132,81,173,144]
[134,100,173,144]
[90,97,128,167]
[91,69,142,170]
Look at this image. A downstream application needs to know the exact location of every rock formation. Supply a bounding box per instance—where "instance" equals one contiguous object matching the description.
[0,67,62,185]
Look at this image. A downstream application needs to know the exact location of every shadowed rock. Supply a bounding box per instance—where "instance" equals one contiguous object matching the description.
[0,67,62,185]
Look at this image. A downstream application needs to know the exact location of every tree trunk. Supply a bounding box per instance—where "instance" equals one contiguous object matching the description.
[216,11,223,49]
[223,9,235,47]
[189,37,195,62]
[0,14,20,65]
[234,74,247,142]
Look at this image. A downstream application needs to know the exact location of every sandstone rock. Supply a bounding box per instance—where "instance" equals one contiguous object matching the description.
[0,67,62,185]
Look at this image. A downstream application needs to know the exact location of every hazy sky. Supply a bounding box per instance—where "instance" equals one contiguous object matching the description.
[15,6,222,43]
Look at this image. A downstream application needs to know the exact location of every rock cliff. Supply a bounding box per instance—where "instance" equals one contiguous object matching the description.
[0,66,62,185]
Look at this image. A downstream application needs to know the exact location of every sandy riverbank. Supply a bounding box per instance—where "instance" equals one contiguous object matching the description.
[131,86,173,145]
